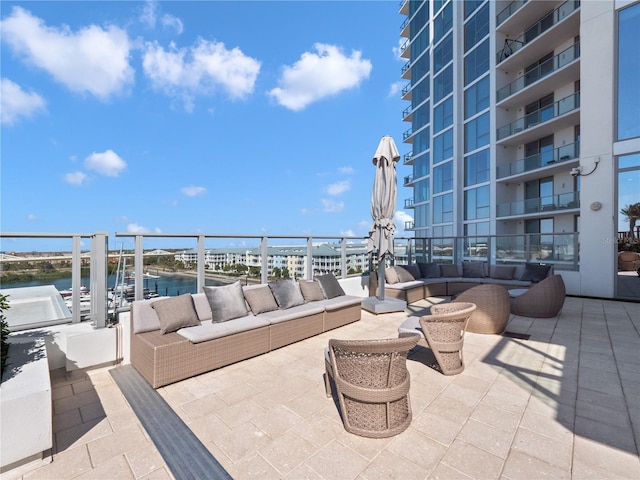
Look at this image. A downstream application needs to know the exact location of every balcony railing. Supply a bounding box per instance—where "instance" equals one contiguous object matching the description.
[497,191,580,217]
[404,197,414,208]
[404,174,415,186]
[403,152,413,164]
[401,60,410,76]
[403,127,413,140]
[497,92,580,140]
[496,0,580,63]
[497,0,529,26]
[402,105,412,119]
[497,142,580,178]
[411,233,579,271]
[497,43,580,102]
[402,82,411,96]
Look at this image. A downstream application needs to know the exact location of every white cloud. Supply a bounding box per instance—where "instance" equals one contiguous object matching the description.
[268,43,372,111]
[127,223,149,233]
[27,213,37,221]
[1,7,134,100]
[338,166,355,175]
[142,38,261,111]
[340,229,355,237]
[392,38,406,61]
[326,180,350,196]
[84,150,127,177]
[1,78,46,125]
[300,208,311,215]
[394,210,413,232]
[181,186,206,197]
[321,199,344,213]
[64,171,88,185]
[162,14,183,34]
[388,81,404,98]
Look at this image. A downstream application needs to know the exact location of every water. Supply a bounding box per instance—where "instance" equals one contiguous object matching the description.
[1,272,226,297]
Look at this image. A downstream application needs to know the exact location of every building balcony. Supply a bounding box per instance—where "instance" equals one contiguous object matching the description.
[497,191,580,218]
[402,105,412,122]
[401,81,411,100]
[404,220,414,230]
[403,174,415,186]
[496,0,580,69]
[404,197,414,209]
[497,43,580,108]
[403,151,414,165]
[401,60,411,79]
[399,39,410,59]
[496,92,580,144]
[497,141,580,179]
[403,127,413,141]
[400,16,409,38]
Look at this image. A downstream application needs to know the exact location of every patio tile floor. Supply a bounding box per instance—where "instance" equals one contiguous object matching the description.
[7,296,640,479]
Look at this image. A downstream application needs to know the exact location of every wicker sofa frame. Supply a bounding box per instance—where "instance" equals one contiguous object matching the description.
[369,263,554,305]
[131,293,362,388]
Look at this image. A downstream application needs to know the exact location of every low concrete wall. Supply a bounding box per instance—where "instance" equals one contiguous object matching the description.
[0,336,52,471]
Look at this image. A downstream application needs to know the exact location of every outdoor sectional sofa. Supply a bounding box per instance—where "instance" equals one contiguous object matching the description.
[369,261,554,304]
[130,274,362,388]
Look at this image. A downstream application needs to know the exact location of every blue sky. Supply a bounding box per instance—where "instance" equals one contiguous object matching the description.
[1,1,413,251]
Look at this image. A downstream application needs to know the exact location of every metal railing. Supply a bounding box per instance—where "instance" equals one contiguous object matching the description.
[497,191,580,217]
[497,43,580,102]
[497,141,580,178]
[497,0,580,63]
[497,0,529,26]
[497,92,580,140]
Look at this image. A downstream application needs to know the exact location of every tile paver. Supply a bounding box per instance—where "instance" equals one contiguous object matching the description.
[6,296,640,480]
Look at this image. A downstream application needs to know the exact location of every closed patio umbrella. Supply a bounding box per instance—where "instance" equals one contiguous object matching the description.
[367,135,400,300]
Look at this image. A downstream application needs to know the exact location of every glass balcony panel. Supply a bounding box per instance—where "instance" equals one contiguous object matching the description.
[497,0,528,26]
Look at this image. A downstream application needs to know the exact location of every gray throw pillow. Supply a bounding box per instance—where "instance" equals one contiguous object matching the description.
[404,264,421,280]
[268,280,305,309]
[395,266,416,282]
[315,274,346,299]
[418,262,441,278]
[462,262,485,278]
[242,285,279,314]
[151,294,200,334]
[520,263,551,283]
[204,281,249,323]
[440,264,460,277]
[491,265,515,280]
[385,267,400,284]
[298,280,325,302]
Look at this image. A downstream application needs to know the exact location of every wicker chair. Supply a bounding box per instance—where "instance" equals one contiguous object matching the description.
[324,336,419,438]
[618,251,640,271]
[453,284,511,334]
[510,274,566,318]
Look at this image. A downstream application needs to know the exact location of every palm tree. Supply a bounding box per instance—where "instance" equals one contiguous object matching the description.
[621,202,640,233]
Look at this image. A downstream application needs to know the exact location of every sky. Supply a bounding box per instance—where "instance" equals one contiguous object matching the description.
[1,0,413,252]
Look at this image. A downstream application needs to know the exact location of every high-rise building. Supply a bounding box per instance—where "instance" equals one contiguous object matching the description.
[400,0,640,299]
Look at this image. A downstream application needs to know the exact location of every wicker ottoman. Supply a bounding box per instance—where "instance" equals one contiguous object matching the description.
[453,284,510,334]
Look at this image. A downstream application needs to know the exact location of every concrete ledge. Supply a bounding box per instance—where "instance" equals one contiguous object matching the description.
[0,337,52,471]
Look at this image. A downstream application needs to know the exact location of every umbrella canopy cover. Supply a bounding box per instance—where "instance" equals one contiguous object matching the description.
[367,135,400,260]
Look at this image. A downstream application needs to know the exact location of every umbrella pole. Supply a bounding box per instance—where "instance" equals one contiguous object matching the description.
[377,253,385,301]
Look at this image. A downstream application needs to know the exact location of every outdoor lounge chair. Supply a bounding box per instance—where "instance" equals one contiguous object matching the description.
[453,284,511,334]
[398,302,476,375]
[324,336,419,438]
[618,251,640,271]
[509,274,566,318]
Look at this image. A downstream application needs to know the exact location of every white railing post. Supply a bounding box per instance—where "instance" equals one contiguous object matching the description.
[261,237,268,284]
[91,232,108,328]
[71,236,81,324]
[341,238,347,278]
[135,235,144,301]
[197,236,205,292]
[307,237,313,279]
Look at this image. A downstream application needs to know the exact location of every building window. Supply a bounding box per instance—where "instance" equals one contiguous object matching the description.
[464,39,489,86]
[413,153,430,177]
[464,3,489,52]
[413,126,431,156]
[411,51,430,85]
[464,148,490,186]
[415,178,431,203]
[434,96,453,133]
[464,185,490,220]
[434,161,453,194]
[433,193,453,223]
[434,34,453,74]
[434,129,453,165]
[617,3,640,141]
[464,221,489,236]
[434,64,453,103]
[412,77,430,107]
[464,112,490,153]
[415,204,430,227]
[464,75,490,119]
[410,26,430,59]
[412,103,431,132]
[434,1,453,39]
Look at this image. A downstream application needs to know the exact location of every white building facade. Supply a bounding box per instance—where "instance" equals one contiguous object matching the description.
[400,0,640,299]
